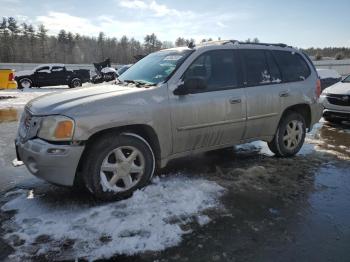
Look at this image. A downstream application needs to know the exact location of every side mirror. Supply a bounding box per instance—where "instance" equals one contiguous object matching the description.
[173,77,207,96]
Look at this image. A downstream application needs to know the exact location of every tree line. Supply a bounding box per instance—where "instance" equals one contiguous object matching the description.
[0,17,197,64]
[1,16,349,64]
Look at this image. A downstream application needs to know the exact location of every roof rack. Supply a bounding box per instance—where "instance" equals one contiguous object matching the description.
[195,40,292,49]
[223,40,290,48]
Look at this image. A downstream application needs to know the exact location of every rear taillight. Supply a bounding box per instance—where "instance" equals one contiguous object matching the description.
[316,79,321,98]
[8,72,14,81]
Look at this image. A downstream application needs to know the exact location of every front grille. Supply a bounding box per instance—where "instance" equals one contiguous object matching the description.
[326,94,350,107]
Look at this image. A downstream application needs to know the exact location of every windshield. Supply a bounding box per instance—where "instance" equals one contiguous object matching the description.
[119,49,193,85]
[343,75,350,83]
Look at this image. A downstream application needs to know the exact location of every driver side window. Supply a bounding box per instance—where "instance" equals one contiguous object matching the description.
[51,66,64,72]
[36,66,50,73]
[184,50,238,92]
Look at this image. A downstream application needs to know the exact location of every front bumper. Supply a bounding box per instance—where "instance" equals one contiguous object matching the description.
[16,138,85,186]
[7,81,17,89]
[320,95,350,120]
[323,109,350,120]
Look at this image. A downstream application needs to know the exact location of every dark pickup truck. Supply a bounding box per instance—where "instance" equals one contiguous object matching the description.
[15,64,90,89]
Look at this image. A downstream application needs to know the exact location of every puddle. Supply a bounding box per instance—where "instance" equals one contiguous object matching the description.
[0,108,18,123]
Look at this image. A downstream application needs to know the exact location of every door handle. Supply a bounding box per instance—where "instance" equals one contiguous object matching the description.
[279,91,290,97]
[229,98,241,104]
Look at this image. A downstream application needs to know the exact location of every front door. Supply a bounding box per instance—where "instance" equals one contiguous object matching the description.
[50,66,67,86]
[169,49,247,154]
[34,66,51,87]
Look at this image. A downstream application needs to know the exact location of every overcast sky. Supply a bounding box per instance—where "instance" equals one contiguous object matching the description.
[1,0,349,48]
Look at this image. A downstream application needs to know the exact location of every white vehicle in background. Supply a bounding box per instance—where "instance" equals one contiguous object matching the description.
[320,74,350,124]
[317,69,342,91]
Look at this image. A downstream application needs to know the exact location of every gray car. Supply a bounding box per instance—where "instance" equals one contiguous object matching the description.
[16,40,322,200]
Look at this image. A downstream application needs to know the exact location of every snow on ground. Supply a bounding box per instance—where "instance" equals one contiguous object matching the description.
[1,175,224,260]
[0,87,64,109]
[0,83,96,109]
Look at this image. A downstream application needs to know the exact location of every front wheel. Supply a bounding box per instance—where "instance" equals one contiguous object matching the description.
[268,112,306,157]
[82,133,155,201]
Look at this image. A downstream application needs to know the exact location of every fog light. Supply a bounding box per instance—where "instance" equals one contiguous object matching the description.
[47,148,66,154]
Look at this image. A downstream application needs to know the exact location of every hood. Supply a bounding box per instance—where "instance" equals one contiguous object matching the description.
[15,70,34,78]
[323,81,350,95]
[26,84,146,115]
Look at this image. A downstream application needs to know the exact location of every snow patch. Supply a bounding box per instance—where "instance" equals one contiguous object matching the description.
[1,175,224,260]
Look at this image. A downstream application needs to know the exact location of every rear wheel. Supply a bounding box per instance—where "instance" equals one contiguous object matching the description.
[69,78,82,88]
[18,78,32,89]
[268,112,306,157]
[82,133,155,201]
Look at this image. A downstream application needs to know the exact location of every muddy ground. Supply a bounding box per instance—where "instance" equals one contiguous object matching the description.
[0,104,349,262]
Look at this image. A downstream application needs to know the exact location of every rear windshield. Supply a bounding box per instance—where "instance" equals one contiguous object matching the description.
[272,50,311,82]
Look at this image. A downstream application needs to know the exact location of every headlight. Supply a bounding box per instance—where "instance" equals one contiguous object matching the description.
[38,115,75,141]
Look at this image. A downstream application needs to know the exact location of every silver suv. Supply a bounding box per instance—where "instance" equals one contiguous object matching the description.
[16,40,322,200]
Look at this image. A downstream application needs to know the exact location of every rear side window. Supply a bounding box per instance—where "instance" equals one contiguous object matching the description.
[184,50,239,92]
[242,49,282,86]
[272,50,310,82]
[265,51,282,83]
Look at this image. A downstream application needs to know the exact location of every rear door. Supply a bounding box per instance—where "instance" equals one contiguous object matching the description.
[271,50,312,113]
[241,49,283,139]
[170,49,247,154]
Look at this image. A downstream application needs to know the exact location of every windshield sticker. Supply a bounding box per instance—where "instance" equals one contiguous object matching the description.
[163,55,182,61]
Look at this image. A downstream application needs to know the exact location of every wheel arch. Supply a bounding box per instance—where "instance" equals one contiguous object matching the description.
[17,76,34,87]
[280,104,312,130]
[75,124,161,185]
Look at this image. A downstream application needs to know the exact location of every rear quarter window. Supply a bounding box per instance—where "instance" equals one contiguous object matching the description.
[272,50,310,82]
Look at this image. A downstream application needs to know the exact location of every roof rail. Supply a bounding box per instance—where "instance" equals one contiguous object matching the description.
[223,40,290,48]
[196,40,292,49]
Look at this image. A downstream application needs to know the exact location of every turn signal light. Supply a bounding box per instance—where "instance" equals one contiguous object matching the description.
[54,120,74,139]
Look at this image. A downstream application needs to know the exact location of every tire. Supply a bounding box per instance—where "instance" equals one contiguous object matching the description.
[268,112,306,157]
[18,78,32,89]
[82,133,155,201]
[69,78,82,88]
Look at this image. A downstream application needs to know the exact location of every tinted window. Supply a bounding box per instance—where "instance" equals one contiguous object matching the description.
[242,50,270,86]
[272,50,310,82]
[51,66,64,72]
[265,51,282,83]
[36,66,50,73]
[184,50,238,91]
